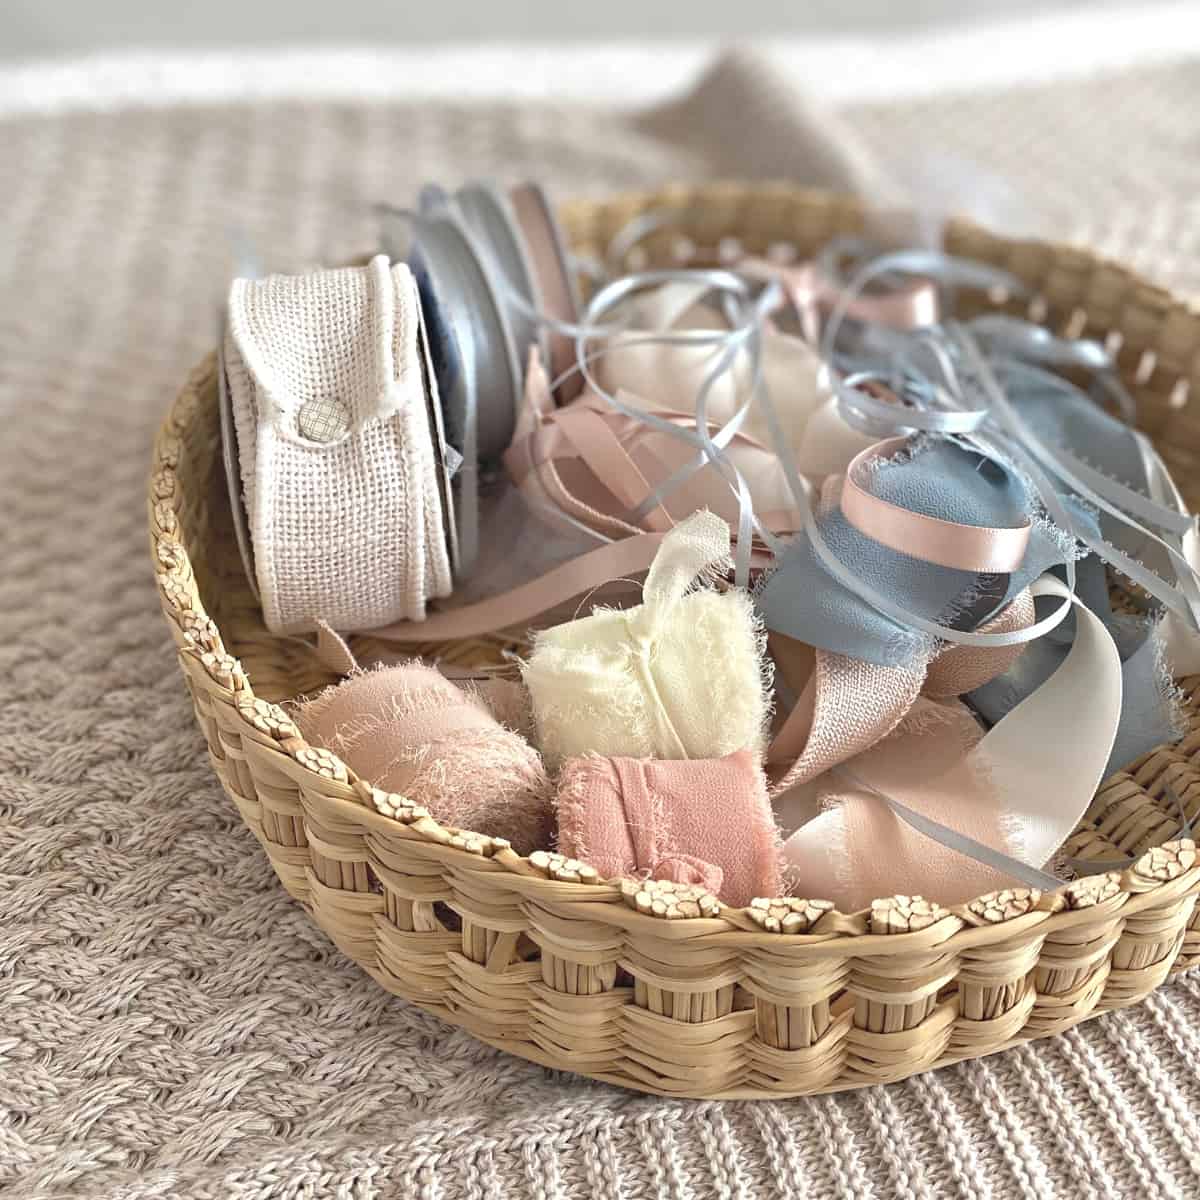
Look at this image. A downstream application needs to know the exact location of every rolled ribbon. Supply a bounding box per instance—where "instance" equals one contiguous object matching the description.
[556,750,782,906]
[740,251,939,345]
[758,450,1061,668]
[522,510,770,766]
[224,256,452,634]
[811,244,1200,643]
[295,663,553,854]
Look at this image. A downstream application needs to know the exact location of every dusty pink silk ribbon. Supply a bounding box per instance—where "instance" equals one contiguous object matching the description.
[556,750,782,906]
[779,576,1123,908]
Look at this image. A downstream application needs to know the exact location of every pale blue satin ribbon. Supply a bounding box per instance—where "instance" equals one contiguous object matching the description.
[513,254,1072,653]
[492,215,1199,658]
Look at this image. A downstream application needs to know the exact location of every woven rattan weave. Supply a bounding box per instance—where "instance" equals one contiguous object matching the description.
[149,184,1200,1098]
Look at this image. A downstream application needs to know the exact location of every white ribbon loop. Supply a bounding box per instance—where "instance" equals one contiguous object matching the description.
[640,509,731,616]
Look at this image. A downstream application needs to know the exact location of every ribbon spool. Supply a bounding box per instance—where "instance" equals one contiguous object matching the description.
[402,209,523,579]
[454,182,551,383]
[222,256,454,634]
[509,181,584,403]
[405,209,522,463]
[296,663,554,854]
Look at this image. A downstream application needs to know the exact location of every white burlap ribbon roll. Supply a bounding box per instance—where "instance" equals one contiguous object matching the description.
[224,255,451,634]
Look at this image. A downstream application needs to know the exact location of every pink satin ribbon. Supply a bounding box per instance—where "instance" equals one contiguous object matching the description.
[506,389,802,541]
[509,182,581,403]
[368,529,670,642]
[839,438,1032,573]
[741,258,940,333]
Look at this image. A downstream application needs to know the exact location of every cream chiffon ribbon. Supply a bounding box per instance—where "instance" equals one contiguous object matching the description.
[780,574,1123,908]
[521,510,769,767]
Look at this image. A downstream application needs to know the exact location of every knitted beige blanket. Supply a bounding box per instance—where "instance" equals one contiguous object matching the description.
[4,46,1200,1200]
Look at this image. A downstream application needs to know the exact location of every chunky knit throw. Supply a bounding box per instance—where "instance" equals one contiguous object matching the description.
[6,40,1200,1200]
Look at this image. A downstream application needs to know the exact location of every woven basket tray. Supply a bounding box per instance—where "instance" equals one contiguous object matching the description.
[149,183,1200,1098]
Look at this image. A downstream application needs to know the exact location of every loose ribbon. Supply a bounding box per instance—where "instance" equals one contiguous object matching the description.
[839,437,1032,574]
[781,575,1122,908]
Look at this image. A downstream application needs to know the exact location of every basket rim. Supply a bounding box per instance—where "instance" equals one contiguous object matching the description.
[149,181,1200,953]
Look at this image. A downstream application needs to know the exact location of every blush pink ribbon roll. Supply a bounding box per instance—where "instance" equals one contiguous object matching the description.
[295,663,553,853]
[556,750,782,906]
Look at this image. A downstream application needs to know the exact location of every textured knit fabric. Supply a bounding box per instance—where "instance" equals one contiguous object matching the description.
[225,258,452,634]
[295,664,553,854]
[556,749,782,905]
[8,42,1200,1200]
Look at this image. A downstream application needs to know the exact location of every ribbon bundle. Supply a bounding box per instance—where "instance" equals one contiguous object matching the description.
[222,182,1200,911]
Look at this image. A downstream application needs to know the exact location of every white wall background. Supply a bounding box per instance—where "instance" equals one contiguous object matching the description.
[4,0,1112,59]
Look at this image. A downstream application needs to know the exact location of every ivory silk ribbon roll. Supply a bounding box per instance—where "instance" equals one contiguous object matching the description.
[593,282,824,449]
[522,510,770,766]
[780,575,1122,909]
